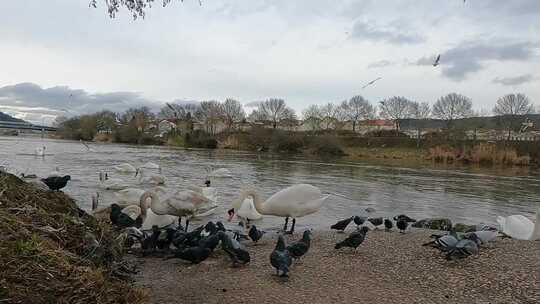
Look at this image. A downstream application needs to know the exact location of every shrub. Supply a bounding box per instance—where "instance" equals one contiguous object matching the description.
[185,130,218,149]
[307,135,346,157]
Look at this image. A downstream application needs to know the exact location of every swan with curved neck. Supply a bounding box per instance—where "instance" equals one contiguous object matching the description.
[140,189,211,231]
[497,208,540,241]
[138,191,177,231]
[233,184,328,234]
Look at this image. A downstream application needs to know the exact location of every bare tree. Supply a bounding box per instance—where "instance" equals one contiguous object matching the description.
[409,102,431,146]
[432,93,473,128]
[319,102,342,130]
[378,96,414,131]
[221,98,245,130]
[90,0,190,19]
[257,98,295,129]
[195,101,223,134]
[159,103,185,120]
[302,104,323,131]
[122,106,155,131]
[341,95,374,132]
[493,93,534,140]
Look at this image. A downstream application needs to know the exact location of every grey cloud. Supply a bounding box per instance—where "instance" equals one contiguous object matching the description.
[492,74,535,86]
[350,20,424,44]
[0,82,161,116]
[368,60,393,68]
[416,41,538,80]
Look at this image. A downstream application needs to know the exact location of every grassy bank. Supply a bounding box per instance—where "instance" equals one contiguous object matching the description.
[0,172,147,304]
[165,129,540,167]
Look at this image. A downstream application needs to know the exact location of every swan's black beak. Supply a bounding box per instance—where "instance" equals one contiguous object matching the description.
[227,208,235,222]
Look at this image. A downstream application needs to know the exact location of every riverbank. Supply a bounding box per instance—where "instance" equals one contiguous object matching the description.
[133,229,540,304]
[0,172,146,303]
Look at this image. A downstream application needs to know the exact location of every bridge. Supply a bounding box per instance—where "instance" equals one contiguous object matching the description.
[0,120,57,132]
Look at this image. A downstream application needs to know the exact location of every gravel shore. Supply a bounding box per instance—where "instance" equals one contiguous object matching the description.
[133,229,540,304]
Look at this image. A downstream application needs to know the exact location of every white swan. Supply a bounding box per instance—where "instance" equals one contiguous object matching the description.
[114,163,137,174]
[228,197,263,223]
[141,189,215,230]
[114,187,167,205]
[234,184,328,234]
[208,168,232,178]
[135,168,165,185]
[138,191,177,231]
[141,162,161,170]
[35,146,46,157]
[47,166,61,178]
[497,208,540,241]
[99,171,130,190]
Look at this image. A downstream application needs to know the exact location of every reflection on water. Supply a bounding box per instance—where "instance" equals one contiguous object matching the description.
[1,136,539,230]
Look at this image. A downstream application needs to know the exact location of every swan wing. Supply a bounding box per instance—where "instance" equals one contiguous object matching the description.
[263,184,326,217]
[121,205,141,220]
[141,209,176,230]
[500,215,534,240]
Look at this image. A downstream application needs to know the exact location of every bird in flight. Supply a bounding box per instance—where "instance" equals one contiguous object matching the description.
[433,54,441,67]
[362,77,382,89]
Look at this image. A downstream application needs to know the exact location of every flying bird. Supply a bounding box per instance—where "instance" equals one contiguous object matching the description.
[361,77,382,89]
[433,54,441,67]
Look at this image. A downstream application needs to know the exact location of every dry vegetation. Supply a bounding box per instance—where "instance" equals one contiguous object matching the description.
[429,143,531,166]
[0,172,147,304]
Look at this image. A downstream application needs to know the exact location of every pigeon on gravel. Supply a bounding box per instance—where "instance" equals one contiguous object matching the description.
[219,231,251,266]
[396,218,408,233]
[384,219,393,231]
[335,226,369,250]
[270,235,293,277]
[286,230,312,260]
[175,246,212,264]
[353,216,367,227]
[331,216,354,232]
[248,225,265,243]
[368,217,384,229]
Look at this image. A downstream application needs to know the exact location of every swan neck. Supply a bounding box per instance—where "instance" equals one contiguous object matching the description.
[244,189,264,213]
[139,191,158,218]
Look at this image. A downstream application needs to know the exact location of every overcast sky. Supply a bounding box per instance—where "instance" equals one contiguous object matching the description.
[1,0,539,125]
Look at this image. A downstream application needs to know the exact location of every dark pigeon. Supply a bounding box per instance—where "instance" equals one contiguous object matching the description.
[157,228,176,250]
[175,246,212,264]
[41,175,71,191]
[141,225,161,256]
[335,226,369,250]
[219,231,251,266]
[199,233,222,252]
[248,225,265,243]
[331,217,354,232]
[446,236,480,260]
[286,230,312,260]
[396,218,408,233]
[393,214,417,223]
[353,216,366,227]
[384,219,393,231]
[422,234,459,252]
[368,217,383,227]
[216,221,226,232]
[270,235,292,277]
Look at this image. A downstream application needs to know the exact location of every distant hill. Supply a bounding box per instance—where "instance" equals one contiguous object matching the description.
[0,111,26,123]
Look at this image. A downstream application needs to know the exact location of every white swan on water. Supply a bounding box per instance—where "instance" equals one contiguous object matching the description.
[233,184,328,234]
[113,163,137,174]
[497,208,540,241]
[114,186,167,205]
[35,146,46,156]
[136,168,165,185]
[99,171,130,190]
[141,162,161,170]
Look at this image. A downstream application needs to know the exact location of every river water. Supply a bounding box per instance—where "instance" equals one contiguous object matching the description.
[1,136,539,231]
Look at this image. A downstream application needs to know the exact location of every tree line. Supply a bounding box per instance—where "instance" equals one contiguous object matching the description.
[55,93,536,142]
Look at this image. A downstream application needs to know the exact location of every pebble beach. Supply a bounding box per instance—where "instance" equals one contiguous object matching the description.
[133,229,540,304]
